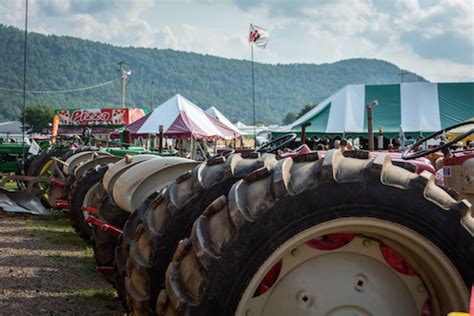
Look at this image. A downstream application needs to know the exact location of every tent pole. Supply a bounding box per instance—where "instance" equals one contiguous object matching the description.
[367,100,378,152]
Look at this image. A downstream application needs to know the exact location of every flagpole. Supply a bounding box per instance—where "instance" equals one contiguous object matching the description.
[251,44,256,149]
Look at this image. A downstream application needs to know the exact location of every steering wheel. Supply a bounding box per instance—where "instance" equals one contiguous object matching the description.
[402,120,474,160]
[208,149,235,160]
[257,133,297,154]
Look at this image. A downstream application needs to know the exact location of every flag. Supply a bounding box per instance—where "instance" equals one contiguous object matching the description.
[249,24,269,48]
[28,139,41,155]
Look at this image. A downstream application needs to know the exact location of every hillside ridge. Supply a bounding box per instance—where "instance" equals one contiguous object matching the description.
[0,24,423,124]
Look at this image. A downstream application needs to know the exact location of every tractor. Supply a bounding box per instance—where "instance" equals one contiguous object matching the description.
[48,121,473,315]
[127,121,473,315]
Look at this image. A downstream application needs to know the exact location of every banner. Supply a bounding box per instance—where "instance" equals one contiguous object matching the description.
[51,114,59,143]
[54,108,145,126]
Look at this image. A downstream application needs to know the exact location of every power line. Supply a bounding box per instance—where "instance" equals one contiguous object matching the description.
[0,79,116,94]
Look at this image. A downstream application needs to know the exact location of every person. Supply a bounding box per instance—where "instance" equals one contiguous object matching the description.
[387,144,395,152]
[340,138,348,151]
[334,139,341,149]
[321,137,330,150]
[345,142,353,151]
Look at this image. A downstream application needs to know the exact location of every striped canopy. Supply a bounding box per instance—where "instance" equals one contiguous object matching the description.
[111,94,240,140]
[290,82,473,137]
[205,106,243,135]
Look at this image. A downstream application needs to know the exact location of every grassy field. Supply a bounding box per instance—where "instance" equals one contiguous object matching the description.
[0,211,122,314]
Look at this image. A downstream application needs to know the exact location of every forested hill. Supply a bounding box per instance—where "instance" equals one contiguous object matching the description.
[0,24,423,124]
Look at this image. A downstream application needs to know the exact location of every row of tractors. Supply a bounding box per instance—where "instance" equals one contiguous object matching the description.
[11,122,474,315]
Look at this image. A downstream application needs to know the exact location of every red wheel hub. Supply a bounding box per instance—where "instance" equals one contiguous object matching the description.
[306,233,354,250]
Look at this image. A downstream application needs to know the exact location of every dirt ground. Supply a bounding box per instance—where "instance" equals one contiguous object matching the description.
[0,211,123,315]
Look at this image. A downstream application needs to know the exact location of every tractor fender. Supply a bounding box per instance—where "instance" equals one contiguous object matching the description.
[113,157,199,213]
[462,157,474,195]
[102,154,159,196]
[74,155,122,179]
[63,150,110,175]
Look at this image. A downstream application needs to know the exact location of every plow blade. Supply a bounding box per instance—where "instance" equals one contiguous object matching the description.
[0,188,49,215]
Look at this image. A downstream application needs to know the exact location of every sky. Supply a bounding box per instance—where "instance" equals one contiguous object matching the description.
[0,0,473,82]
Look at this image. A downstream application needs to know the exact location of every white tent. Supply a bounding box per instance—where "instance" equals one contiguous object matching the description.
[0,121,23,137]
[112,94,239,139]
[205,106,243,135]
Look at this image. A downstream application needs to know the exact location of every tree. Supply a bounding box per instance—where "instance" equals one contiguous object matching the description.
[282,112,297,125]
[0,25,422,124]
[23,104,53,133]
[297,104,317,119]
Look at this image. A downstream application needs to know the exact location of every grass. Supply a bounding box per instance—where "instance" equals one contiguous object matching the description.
[2,181,19,190]
[73,288,118,300]
[72,288,122,311]
[25,211,85,247]
[27,212,98,273]
[3,203,123,313]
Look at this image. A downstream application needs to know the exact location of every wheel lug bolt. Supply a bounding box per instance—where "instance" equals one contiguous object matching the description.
[354,275,368,292]
[296,291,312,308]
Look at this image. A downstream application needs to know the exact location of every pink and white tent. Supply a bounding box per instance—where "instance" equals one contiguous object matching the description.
[205,106,243,135]
[111,94,240,140]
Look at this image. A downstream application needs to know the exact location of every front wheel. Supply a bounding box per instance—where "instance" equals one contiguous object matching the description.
[160,150,474,315]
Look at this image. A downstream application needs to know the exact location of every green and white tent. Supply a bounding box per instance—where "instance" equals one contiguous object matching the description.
[289,82,473,137]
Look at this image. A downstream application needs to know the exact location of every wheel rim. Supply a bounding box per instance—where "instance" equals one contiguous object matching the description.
[38,159,54,198]
[236,217,468,316]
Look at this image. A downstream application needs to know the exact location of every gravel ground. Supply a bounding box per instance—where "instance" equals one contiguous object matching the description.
[0,211,123,315]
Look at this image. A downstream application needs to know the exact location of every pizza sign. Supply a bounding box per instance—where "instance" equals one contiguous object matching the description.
[56,108,145,126]
[70,110,111,124]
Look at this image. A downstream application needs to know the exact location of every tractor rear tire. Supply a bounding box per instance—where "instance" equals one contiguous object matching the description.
[116,192,160,312]
[25,147,69,206]
[69,165,108,242]
[61,147,99,197]
[47,147,99,207]
[160,150,474,315]
[125,153,277,315]
[26,147,67,177]
[92,197,130,283]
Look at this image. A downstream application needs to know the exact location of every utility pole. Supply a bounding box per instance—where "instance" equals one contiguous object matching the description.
[399,70,409,83]
[118,61,131,108]
[21,0,28,159]
[151,81,155,110]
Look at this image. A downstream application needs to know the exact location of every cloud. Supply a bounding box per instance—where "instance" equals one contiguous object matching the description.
[232,0,473,66]
[0,0,472,81]
[0,0,25,25]
[394,0,473,64]
[401,31,473,64]
[152,23,250,60]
